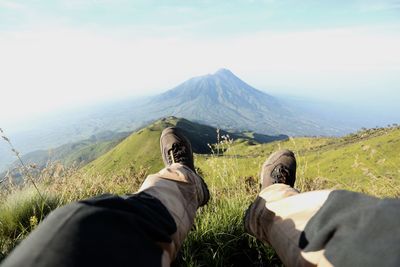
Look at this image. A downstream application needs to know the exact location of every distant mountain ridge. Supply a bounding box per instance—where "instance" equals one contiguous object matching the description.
[138,69,341,136]
[1,131,129,182]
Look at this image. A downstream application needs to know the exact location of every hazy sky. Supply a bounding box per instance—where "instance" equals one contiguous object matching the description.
[1,0,399,125]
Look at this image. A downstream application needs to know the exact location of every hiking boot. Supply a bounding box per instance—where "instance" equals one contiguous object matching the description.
[160,127,210,206]
[160,127,196,171]
[260,149,296,190]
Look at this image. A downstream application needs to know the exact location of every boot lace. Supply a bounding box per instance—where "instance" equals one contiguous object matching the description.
[168,143,189,165]
[271,164,290,184]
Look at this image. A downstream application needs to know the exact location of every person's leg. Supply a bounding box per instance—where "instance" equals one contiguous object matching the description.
[1,127,209,267]
[244,150,332,266]
[137,162,209,262]
[245,150,400,267]
[136,126,209,263]
[1,192,178,267]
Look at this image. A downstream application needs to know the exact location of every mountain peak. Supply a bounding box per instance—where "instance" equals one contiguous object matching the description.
[146,69,344,136]
[214,68,235,77]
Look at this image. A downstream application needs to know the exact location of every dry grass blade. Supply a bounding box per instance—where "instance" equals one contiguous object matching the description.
[0,128,48,207]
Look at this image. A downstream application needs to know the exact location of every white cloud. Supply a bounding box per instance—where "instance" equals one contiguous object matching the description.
[0,0,25,9]
[358,0,400,12]
[59,0,125,10]
[0,25,399,125]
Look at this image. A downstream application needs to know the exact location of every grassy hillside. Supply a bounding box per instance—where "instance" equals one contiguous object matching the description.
[1,120,399,265]
[209,126,400,196]
[83,117,181,175]
[84,116,286,175]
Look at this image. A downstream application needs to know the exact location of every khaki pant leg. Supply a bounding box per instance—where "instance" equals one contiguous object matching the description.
[137,163,206,265]
[246,184,333,267]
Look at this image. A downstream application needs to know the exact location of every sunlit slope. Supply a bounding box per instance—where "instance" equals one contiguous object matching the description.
[298,128,400,189]
[197,127,400,196]
[84,116,286,175]
[84,122,164,174]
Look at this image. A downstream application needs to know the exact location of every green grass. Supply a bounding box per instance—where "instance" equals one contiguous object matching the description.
[63,139,123,167]
[83,117,287,176]
[176,198,278,266]
[178,149,279,266]
[1,123,399,265]
[218,127,400,196]
[84,126,164,175]
[0,188,60,261]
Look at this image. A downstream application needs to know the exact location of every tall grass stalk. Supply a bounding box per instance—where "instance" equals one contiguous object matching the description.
[0,128,46,206]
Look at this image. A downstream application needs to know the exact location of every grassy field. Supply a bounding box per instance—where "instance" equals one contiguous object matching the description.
[1,120,399,265]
